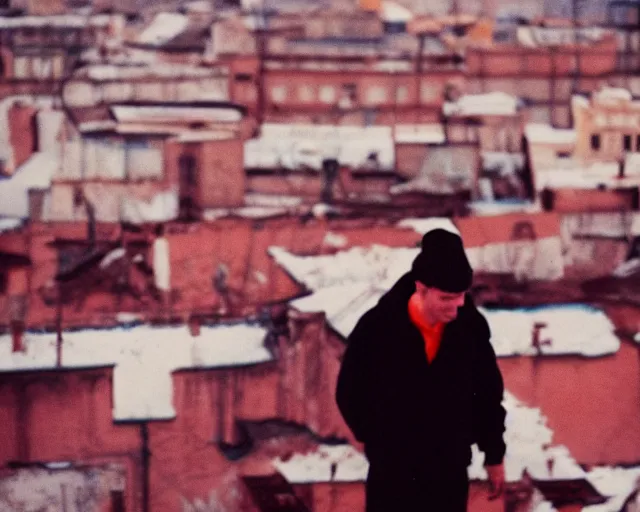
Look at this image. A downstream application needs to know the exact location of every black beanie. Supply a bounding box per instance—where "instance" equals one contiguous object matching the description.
[411,228,473,293]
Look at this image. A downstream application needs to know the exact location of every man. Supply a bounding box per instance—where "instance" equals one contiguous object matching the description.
[336,229,506,511]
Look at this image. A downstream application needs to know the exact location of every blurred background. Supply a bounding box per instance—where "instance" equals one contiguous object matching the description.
[0,0,639,510]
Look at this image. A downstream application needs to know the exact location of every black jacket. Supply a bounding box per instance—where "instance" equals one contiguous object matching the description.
[336,272,506,477]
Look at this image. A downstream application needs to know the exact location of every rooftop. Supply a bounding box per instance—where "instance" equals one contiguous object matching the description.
[0,322,271,422]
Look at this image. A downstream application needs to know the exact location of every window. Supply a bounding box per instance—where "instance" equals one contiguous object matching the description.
[590,134,601,151]
[298,85,315,103]
[319,85,336,104]
[0,272,7,295]
[557,151,572,159]
[82,137,125,180]
[13,56,29,79]
[396,85,409,104]
[624,134,633,151]
[125,139,163,180]
[271,85,287,103]
[366,85,387,105]
[234,73,253,82]
[420,82,440,103]
[337,84,357,109]
[636,134,640,151]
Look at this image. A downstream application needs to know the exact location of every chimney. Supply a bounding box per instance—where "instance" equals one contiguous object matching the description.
[11,320,25,353]
[8,102,38,171]
[188,315,201,337]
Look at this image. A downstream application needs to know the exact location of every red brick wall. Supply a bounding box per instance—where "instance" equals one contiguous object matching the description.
[200,138,245,208]
[8,103,38,170]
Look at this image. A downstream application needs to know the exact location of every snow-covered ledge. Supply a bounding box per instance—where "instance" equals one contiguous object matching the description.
[0,323,271,421]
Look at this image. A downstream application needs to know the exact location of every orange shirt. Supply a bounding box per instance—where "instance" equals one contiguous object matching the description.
[408,293,444,363]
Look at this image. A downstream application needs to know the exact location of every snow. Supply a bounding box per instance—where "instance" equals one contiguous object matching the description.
[269,244,418,337]
[465,237,565,281]
[467,201,541,216]
[244,194,303,208]
[0,218,22,233]
[396,217,460,236]
[634,332,640,344]
[525,124,577,145]
[323,232,348,248]
[120,189,179,224]
[275,392,640,508]
[624,153,640,177]
[611,258,640,278]
[561,212,640,239]
[444,92,519,117]
[0,324,270,421]
[291,283,383,339]
[273,444,369,484]
[534,164,635,191]
[272,245,616,356]
[0,151,58,218]
[245,124,394,171]
[381,1,414,23]
[394,124,445,144]
[269,245,418,293]
[584,467,640,512]
[84,64,220,81]
[203,206,290,221]
[111,106,241,124]
[0,14,111,28]
[480,304,620,357]
[136,13,189,46]
[594,87,633,104]
[469,392,589,484]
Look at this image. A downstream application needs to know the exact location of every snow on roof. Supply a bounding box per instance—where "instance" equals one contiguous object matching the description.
[624,153,640,177]
[0,323,270,421]
[244,193,303,208]
[270,244,417,338]
[444,92,519,117]
[0,217,22,233]
[394,124,445,144]
[389,174,463,195]
[561,212,640,239]
[469,391,586,483]
[291,283,382,339]
[584,467,640,512]
[517,26,607,48]
[467,201,541,217]
[82,64,224,81]
[0,151,58,218]
[120,189,178,225]
[136,13,190,46]
[276,392,640,501]
[525,124,577,145]
[380,1,414,23]
[203,206,290,221]
[534,164,631,191]
[245,124,394,171]
[396,217,460,236]
[594,87,633,104]
[273,444,369,484]
[274,241,617,356]
[0,14,111,29]
[111,105,241,124]
[480,304,620,358]
[269,244,418,293]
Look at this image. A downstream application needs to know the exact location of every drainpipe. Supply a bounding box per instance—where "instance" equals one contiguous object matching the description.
[141,422,150,512]
[55,286,63,367]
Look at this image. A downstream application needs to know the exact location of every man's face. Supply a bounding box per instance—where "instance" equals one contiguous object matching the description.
[415,281,466,324]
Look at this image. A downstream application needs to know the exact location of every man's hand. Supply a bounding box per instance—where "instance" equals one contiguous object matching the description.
[486,463,505,500]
